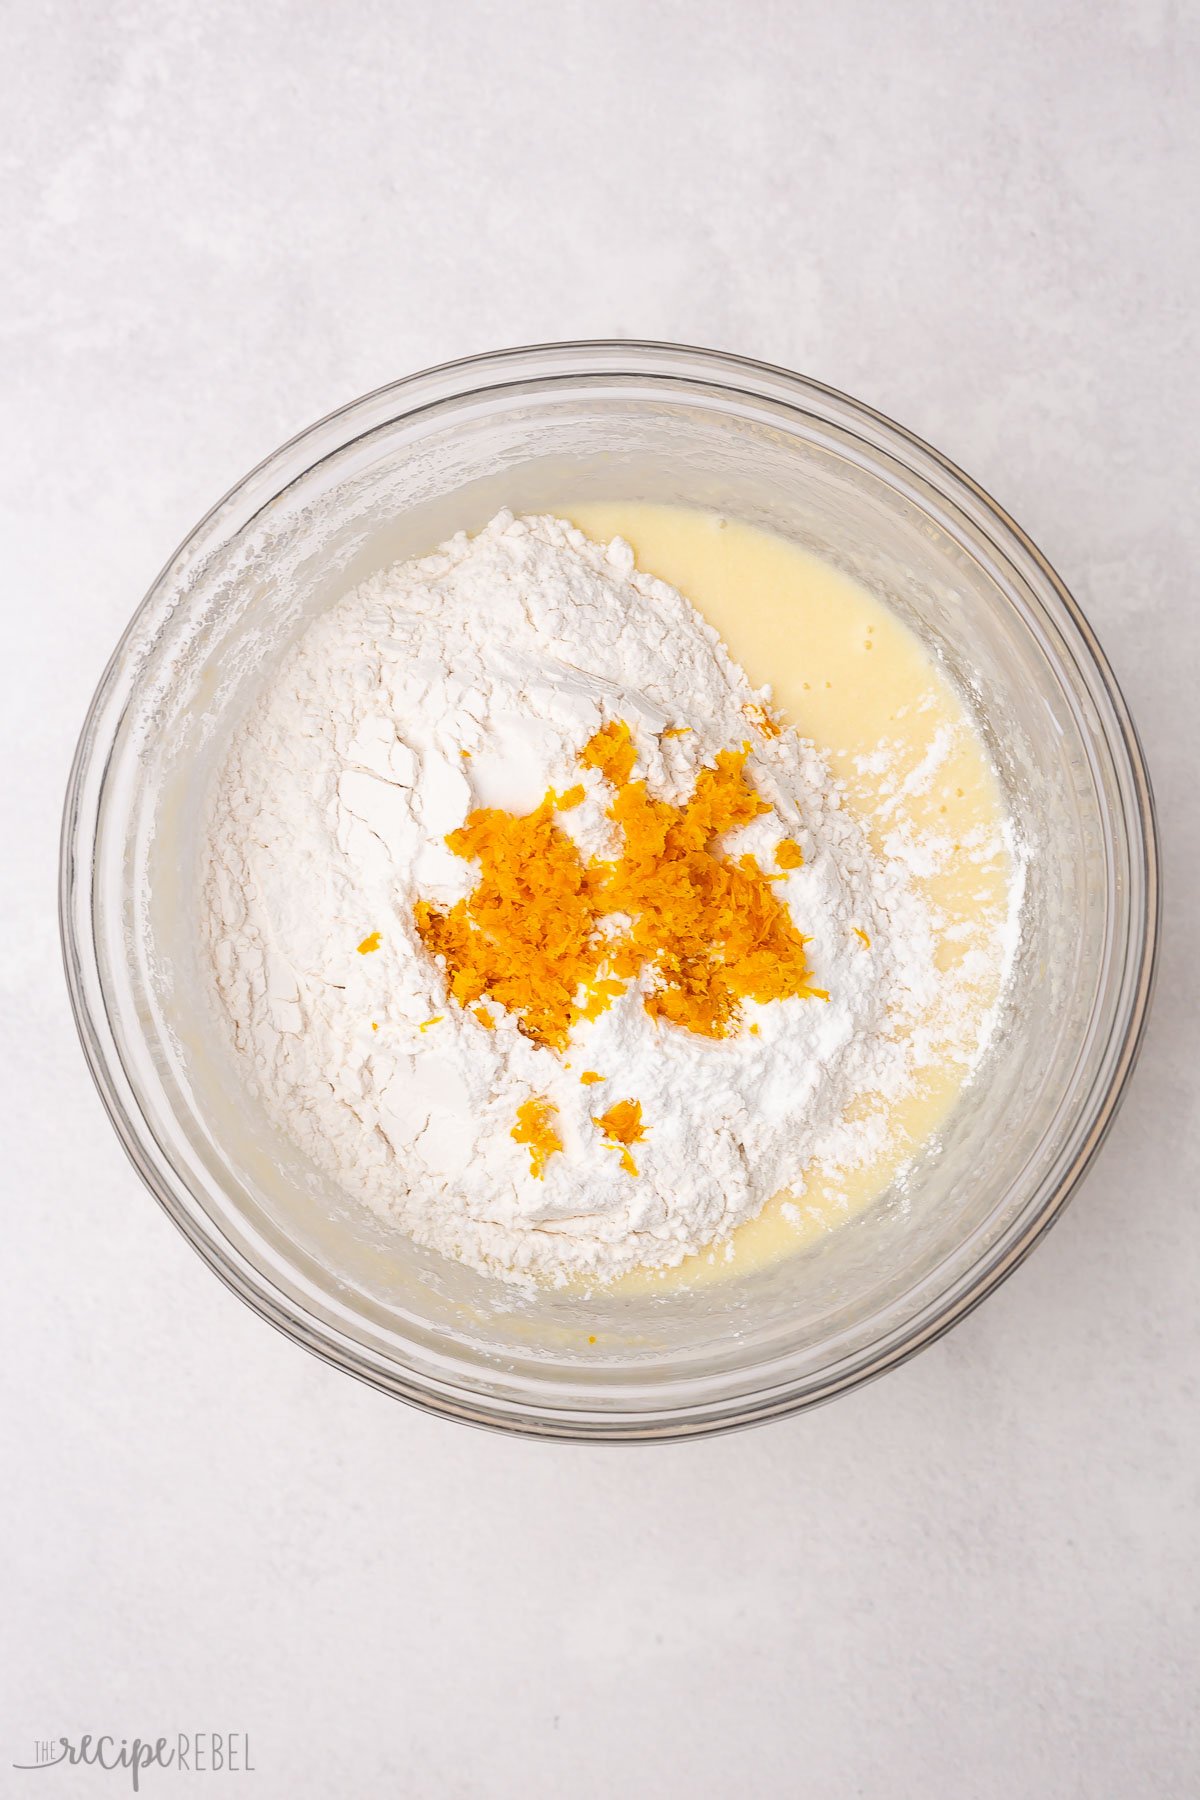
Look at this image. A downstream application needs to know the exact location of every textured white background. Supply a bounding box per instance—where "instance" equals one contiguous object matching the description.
[3,2,1198,1795]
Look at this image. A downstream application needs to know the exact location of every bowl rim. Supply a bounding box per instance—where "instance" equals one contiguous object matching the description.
[60,338,1161,1442]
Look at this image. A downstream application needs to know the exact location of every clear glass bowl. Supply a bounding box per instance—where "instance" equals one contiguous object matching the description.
[61,342,1159,1441]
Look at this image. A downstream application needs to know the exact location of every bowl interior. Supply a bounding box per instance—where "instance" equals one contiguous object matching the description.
[83,362,1142,1433]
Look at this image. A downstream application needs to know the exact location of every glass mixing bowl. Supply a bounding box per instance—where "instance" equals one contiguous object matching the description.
[61,342,1158,1441]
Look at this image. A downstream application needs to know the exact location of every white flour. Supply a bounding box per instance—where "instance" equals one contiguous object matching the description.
[204,511,993,1286]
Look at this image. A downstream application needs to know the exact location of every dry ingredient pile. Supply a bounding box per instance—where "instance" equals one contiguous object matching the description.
[205,511,998,1286]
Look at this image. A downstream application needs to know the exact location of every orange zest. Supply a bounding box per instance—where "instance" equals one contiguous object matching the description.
[598,741,826,1035]
[511,1097,562,1179]
[413,721,826,1048]
[578,718,637,786]
[593,1098,647,1177]
[579,1070,604,1085]
[853,926,871,947]
[742,700,781,738]
[775,838,804,870]
[412,788,610,1054]
[357,930,382,954]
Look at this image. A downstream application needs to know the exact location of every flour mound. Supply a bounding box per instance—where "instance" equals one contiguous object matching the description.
[204,512,980,1286]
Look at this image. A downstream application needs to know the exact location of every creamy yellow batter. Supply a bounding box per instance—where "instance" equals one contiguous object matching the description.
[566,503,1013,1289]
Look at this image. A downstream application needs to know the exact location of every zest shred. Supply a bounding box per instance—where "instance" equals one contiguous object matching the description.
[592,1097,647,1177]
[511,1097,562,1179]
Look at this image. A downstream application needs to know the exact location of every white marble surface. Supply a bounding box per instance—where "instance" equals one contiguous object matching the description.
[3,2,1198,1794]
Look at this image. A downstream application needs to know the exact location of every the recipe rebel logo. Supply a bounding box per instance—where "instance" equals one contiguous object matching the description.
[12,1734,254,1789]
